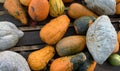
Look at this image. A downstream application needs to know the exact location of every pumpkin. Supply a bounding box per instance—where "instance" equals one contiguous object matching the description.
[78,52,96,71]
[68,3,98,19]
[116,3,120,14]
[28,46,55,71]
[20,0,31,6]
[28,0,49,21]
[56,36,86,56]
[62,0,74,3]
[49,0,65,17]
[74,16,96,35]
[4,0,27,25]
[50,52,86,71]
[40,15,70,45]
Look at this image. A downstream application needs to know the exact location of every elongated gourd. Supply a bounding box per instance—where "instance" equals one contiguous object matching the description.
[50,52,86,71]
[4,0,27,25]
[28,46,55,71]
[56,36,86,56]
[40,15,70,45]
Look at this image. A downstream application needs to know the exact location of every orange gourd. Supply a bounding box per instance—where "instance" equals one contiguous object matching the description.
[4,0,27,25]
[28,0,49,21]
[68,3,98,19]
[40,15,70,45]
[20,0,31,6]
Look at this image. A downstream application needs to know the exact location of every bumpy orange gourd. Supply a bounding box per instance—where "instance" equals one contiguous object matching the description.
[4,0,27,25]
[20,0,31,6]
[68,3,98,19]
[28,0,49,21]
[28,46,55,71]
[40,15,70,45]
[49,0,65,17]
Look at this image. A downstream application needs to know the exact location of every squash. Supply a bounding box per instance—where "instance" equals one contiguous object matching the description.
[49,0,65,17]
[20,0,31,6]
[113,40,119,53]
[68,3,98,19]
[62,0,73,3]
[74,16,96,35]
[40,15,70,45]
[0,51,31,71]
[4,0,27,25]
[28,0,49,21]
[50,52,86,71]
[116,0,120,3]
[118,31,120,44]
[78,52,96,71]
[56,36,86,56]
[116,3,120,14]
[28,46,55,71]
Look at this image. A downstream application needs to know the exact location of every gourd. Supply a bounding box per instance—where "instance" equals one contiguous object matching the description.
[84,0,116,15]
[78,52,96,71]
[117,31,120,44]
[20,0,31,6]
[0,51,31,71]
[49,0,65,17]
[74,16,96,35]
[62,0,73,3]
[56,36,86,56]
[28,0,49,21]
[0,21,24,50]
[116,3,120,14]
[50,52,86,71]
[68,3,98,19]
[86,15,117,64]
[28,46,55,71]
[116,0,120,3]
[40,15,70,45]
[4,0,28,25]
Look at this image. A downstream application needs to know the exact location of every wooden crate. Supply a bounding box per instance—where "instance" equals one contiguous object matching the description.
[0,1,120,71]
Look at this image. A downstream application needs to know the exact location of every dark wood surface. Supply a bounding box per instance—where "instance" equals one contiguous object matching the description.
[0,1,120,71]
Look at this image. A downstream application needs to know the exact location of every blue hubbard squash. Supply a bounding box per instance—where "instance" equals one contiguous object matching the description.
[50,52,87,71]
[74,16,96,35]
[56,36,86,56]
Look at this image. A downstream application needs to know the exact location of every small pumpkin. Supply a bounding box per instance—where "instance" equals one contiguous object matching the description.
[56,36,86,56]
[4,0,27,25]
[20,0,31,6]
[50,52,86,71]
[62,0,74,3]
[49,0,65,17]
[68,3,98,19]
[28,46,55,71]
[78,52,96,71]
[74,16,96,35]
[40,15,70,45]
[28,0,49,21]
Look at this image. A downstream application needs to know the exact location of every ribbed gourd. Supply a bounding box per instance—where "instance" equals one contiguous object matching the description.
[40,15,70,45]
[49,0,65,17]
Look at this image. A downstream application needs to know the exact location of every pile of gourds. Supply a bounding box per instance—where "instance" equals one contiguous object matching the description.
[0,0,120,71]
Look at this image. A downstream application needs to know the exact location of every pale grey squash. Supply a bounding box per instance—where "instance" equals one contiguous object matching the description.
[0,21,24,50]
[84,0,116,15]
[86,15,117,64]
[0,51,31,71]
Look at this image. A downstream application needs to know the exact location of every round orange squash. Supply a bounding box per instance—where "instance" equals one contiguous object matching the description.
[28,0,49,21]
